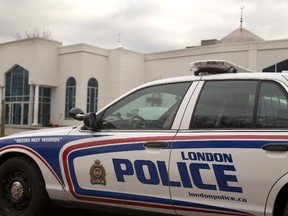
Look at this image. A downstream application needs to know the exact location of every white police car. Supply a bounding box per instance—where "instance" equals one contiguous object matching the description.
[1,60,288,216]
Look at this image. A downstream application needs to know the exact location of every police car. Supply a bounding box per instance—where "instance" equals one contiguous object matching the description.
[1,60,288,216]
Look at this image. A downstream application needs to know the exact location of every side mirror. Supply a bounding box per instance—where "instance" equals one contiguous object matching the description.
[69,108,85,121]
[83,113,98,131]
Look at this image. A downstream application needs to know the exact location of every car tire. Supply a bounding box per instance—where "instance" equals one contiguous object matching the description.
[0,157,50,216]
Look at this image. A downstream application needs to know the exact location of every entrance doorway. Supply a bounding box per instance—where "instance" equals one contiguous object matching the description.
[5,103,29,125]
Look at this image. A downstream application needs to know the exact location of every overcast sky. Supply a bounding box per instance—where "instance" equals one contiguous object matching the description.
[0,0,287,53]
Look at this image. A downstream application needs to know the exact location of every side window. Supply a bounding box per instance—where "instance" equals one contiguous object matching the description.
[257,81,288,128]
[191,81,257,129]
[100,82,191,130]
[65,77,76,118]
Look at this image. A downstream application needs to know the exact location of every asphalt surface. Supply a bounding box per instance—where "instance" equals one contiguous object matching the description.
[49,206,125,216]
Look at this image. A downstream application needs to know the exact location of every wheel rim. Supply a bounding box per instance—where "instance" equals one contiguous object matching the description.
[11,181,24,201]
[2,171,32,211]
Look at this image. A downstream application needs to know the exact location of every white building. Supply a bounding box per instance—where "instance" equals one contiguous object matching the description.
[1,24,288,127]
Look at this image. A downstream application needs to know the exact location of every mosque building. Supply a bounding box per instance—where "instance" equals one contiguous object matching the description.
[0,14,288,127]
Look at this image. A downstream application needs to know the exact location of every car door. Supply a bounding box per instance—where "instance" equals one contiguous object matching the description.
[170,79,288,216]
[62,81,193,214]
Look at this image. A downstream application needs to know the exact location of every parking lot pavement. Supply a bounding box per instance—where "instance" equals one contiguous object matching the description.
[49,206,125,216]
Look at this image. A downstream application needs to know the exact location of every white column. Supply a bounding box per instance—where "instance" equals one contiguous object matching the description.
[32,84,40,126]
[28,85,34,125]
[248,45,258,72]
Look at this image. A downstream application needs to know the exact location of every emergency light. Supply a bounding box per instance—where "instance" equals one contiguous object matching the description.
[190,60,251,76]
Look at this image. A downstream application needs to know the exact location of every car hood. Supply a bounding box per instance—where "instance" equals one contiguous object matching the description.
[3,126,76,139]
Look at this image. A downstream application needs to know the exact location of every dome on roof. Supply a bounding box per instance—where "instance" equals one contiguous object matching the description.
[221,26,264,44]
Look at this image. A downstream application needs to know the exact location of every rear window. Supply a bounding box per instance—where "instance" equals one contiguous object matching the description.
[190,80,288,129]
[257,81,288,128]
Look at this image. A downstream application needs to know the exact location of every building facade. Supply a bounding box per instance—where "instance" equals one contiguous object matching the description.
[1,26,288,127]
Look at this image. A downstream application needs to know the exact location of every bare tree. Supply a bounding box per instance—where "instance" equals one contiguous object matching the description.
[11,28,53,40]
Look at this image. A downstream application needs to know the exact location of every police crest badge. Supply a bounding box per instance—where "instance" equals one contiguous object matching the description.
[89,159,106,185]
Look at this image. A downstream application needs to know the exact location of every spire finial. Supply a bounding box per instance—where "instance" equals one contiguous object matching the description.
[240,5,244,29]
[117,32,123,48]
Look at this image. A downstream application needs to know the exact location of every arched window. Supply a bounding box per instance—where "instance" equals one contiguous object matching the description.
[5,65,30,125]
[65,77,76,118]
[87,78,98,113]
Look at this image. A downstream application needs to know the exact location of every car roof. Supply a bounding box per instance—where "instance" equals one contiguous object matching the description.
[142,72,288,86]
[199,72,288,81]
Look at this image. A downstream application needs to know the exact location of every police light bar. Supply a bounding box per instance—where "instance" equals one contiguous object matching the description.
[190,60,251,76]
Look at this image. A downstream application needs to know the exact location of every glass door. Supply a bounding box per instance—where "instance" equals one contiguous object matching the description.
[12,103,21,124]
[5,102,29,125]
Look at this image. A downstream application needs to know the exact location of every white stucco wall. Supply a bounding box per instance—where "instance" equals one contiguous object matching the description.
[144,40,288,83]
[257,40,288,71]
[0,38,61,87]
[144,43,251,82]
[52,44,109,126]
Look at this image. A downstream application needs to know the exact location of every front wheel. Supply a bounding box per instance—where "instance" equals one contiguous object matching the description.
[0,157,50,216]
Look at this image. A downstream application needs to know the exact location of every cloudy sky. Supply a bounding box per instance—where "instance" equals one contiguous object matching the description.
[0,0,287,53]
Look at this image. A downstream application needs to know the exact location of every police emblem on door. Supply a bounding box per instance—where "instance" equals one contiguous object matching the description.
[90,159,106,185]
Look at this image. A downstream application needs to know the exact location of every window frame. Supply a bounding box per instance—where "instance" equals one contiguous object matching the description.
[189,79,288,130]
[97,82,192,131]
[86,78,98,113]
[256,80,288,128]
[5,65,30,125]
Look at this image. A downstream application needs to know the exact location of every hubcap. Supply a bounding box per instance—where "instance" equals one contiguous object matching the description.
[1,171,31,211]
[10,181,24,201]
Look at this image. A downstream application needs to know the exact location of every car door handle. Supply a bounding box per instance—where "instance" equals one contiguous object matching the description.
[262,143,288,151]
[144,142,168,148]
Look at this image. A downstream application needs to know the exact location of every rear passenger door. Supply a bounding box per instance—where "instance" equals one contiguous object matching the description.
[170,79,288,215]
